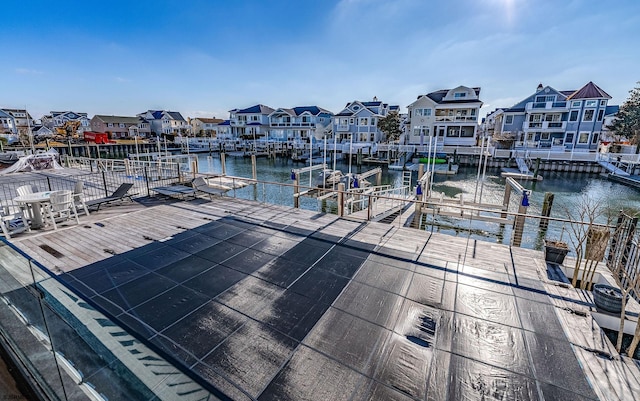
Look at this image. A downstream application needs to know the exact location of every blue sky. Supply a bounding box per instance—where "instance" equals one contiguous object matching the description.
[2,0,639,120]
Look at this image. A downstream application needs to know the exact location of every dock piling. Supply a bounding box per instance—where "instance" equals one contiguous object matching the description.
[540,192,554,229]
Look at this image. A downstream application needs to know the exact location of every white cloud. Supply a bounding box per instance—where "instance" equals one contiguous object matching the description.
[15,68,43,75]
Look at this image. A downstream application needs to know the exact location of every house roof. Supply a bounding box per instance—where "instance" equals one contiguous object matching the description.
[195,118,223,124]
[236,104,275,114]
[426,88,482,104]
[291,106,332,116]
[605,105,620,116]
[335,111,354,117]
[166,111,186,121]
[389,105,400,111]
[218,120,231,126]
[361,101,382,107]
[151,110,164,119]
[567,81,612,100]
[2,109,33,119]
[94,115,141,124]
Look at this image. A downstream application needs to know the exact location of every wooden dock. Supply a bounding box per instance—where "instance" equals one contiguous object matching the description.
[5,194,640,400]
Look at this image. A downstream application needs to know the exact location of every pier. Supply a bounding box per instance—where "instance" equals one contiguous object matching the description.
[2,190,639,400]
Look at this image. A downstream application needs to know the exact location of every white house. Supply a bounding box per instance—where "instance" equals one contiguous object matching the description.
[268,106,333,142]
[407,86,482,146]
[229,105,274,139]
[137,110,190,136]
[332,98,398,144]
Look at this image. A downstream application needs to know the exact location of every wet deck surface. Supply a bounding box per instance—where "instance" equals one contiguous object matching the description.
[8,195,640,400]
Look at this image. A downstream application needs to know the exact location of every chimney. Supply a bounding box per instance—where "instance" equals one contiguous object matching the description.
[373,96,378,101]
[537,83,543,92]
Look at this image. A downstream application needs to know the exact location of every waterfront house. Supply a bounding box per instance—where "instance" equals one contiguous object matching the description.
[0,109,17,135]
[1,108,34,136]
[90,115,151,139]
[137,110,190,137]
[229,104,274,140]
[498,82,613,151]
[41,111,90,135]
[189,117,224,137]
[31,125,54,140]
[268,106,333,142]
[333,98,398,143]
[600,105,620,144]
[406,86,483,147]
[216,120,232,140]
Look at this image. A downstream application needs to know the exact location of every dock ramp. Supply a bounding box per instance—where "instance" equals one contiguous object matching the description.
[598,160,630,176]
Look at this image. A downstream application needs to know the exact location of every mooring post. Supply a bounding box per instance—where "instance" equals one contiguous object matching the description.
[251,154,257,181]
[221,152,226,175]
[293,174,300,209]
[540,192,554,229]
[418,163,425,181]
[502,183,512,219]
[376,170,382,186]
[337,183,345,217]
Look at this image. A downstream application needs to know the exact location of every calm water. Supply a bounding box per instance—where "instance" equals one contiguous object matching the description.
[196,153,640,250]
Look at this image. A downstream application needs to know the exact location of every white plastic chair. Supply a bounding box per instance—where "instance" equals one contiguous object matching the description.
[73,181,90,216]
[16,185,34,197]
[46,190,79,230]
[0,204,30,239]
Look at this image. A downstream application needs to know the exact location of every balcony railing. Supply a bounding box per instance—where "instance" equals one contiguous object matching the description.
[525,101,569,111]
[524,121,567,131]
[337,124,350,131]
[434,116,477,122]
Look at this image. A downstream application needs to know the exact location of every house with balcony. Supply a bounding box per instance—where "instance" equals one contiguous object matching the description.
[268,106,333,142]
[0,109,17,134]
[332,98,398,143]
[91,115,151,139]
[190,117,224,137]
[137,110,190,137]
[42,111,90,135]
[1,108,34,136]
[406,86,482,146]
[229,104,274,140]
[499,82,614,150]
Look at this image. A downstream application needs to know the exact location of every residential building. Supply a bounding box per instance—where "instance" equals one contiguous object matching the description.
[189,117,224,137]
[90,115,151,139]
[1,108,34,136]
[216,120,232,140]
[600,105,620,143]
[32,125,54,139]
[268,106,333,142]
[137,110,190,136]
[499,82,613,150]
[332,98,398,143]
[229,105,274,139]
[42,111,90,135]
[406,86,482,146]
[0,109,17,134]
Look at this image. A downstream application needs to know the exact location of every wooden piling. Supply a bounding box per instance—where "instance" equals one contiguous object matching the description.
[251,154,257,181]
[293,174,300,209]
[540,192,554,229]
[337,183,345,217]
[221,152,227,175]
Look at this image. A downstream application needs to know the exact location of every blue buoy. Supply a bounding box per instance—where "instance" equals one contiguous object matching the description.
[353,177,359,188]
[416,182,422,196]
[522,190,529,207]
[290,170,296,180]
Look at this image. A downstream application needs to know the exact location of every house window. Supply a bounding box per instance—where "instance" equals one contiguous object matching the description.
[359,118,368,126]
[370,118,376,126]
[569,110,579,121]
[583,109,595,121]
[578,132,590,144]
[585,100,597,107]
[505,115,513,124]
[565,132,575,144]
[592,132,600,144]
[545,114,561,122]
[108,123,113,127]
[597,109,605,121]
[416,109,432,117]
[541,132,551,140]
[526,133,534,141]
[446,127,461,137]
[600,100,607,107]
[349,118,354,124]
[119,123,125,128]
[454,92,466,98]
[571,101,581,108]
[536,95,555,102]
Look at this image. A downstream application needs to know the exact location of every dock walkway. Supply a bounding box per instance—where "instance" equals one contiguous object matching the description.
[4,195,640,400]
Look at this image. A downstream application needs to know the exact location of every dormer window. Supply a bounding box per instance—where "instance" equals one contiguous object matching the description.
[454,92,466,98]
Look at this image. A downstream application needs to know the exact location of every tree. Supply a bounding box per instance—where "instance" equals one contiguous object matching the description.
[377,111,402,142]
[608,81,640,151]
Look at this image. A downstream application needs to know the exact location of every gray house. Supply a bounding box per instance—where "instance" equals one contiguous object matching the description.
[500,82,613,150]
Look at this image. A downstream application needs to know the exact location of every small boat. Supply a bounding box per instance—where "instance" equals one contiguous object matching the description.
[316,169,344,188]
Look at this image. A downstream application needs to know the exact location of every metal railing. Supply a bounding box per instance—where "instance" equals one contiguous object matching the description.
[0,240,223,400]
